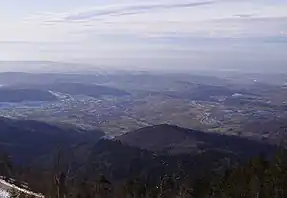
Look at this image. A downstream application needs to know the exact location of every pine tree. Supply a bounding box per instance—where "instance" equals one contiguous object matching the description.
[94,175,112,198]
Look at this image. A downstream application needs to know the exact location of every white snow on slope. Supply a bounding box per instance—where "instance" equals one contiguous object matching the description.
[0,189,9,198]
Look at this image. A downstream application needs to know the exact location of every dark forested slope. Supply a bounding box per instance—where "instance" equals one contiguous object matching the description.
[0,117,104,163]
[118,124,276,157]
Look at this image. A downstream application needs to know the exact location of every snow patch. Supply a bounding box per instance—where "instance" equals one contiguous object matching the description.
[0,189,9,198]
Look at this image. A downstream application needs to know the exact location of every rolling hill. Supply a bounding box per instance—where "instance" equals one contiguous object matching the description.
[45,82,130,98]
[0,88,58,102]
[0,117,104,163]
[7,82,130,98]
[0,120,281,195]
[117,124,276,157]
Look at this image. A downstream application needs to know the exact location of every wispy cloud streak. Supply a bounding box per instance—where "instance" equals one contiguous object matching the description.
[64,1,215,21]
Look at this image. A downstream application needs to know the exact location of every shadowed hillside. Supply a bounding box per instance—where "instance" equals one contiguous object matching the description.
[0,88,57,102]
[118,124,277,157]
[0,117,105,163]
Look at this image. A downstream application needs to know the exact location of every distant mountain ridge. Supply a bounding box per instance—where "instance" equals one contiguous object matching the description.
[44,82,130,98]
[4,82,129,99]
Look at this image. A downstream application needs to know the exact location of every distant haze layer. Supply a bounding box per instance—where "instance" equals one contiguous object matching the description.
[0,0,287,72]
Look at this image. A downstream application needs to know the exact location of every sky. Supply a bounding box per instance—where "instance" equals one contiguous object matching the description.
[0,0,287,72]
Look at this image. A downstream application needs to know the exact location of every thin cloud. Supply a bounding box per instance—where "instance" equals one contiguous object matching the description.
[233,14,255,18]
[64,1,215,21]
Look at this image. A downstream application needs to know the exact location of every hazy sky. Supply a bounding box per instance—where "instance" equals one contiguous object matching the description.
[0,0,287,72]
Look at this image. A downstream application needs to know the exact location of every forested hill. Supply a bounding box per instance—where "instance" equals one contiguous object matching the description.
[0,118,284,198]
[117,124,277,157]
[0,117,104,163]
